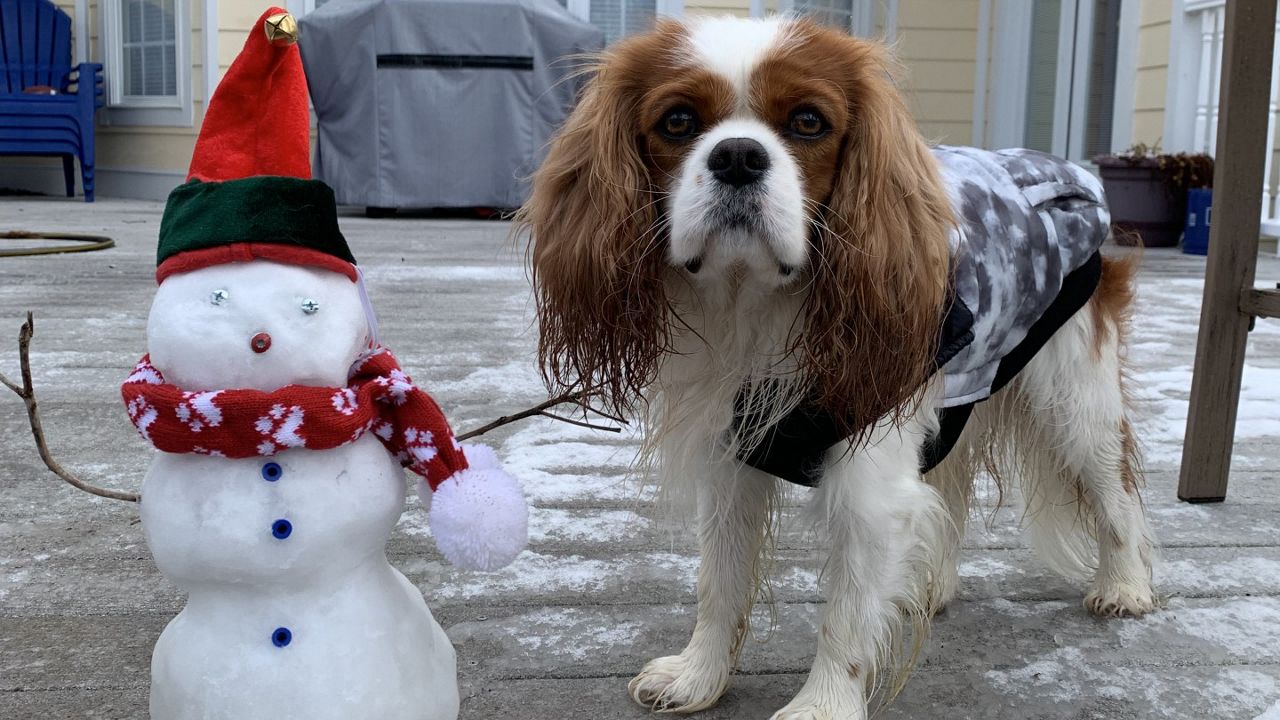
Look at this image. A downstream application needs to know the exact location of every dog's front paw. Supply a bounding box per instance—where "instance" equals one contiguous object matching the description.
[1084,579,1157,618]
[770,670,868,720]
[628,653,729,713]
[770,699,865,720]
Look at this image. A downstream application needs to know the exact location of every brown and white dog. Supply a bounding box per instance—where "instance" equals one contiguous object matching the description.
[520,16,1156,719]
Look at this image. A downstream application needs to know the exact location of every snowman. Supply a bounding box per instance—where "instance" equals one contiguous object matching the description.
[118,10,528,719]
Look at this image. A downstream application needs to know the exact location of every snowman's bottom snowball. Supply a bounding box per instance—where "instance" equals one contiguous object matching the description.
[148,562,459,720]
[423,467,527,571]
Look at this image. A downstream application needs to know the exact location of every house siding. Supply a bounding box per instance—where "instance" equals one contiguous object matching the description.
[8,0,1197,200]
[1132,0,1171,149]
[895,0,979,145]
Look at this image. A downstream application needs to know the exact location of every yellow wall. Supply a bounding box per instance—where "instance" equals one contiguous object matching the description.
[1133,0,1170,149]
[895,0,978,145]
[681,0,979,146]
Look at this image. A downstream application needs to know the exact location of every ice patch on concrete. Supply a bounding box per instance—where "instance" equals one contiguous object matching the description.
[986,646,1277,718]
[1256,698,1280,719]
[526,508,650,544]
[960,555,1025,578]
[431,551,698,601]
[363,265,528,283]
[512,607,646,661]
[433,360,546,401]
[1156,557,1280,593]
[434,552,620,601]
[985,646,1088,704]
[498,420,644,503]
[1130,363,1280,467]
[1118,597,1280,657]
[982,597,1071,618]
[1207,669,1280,720]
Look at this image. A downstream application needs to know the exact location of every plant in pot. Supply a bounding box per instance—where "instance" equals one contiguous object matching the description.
[1094,143,1214,248]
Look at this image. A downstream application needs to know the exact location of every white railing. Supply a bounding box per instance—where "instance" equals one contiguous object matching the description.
[1185,0,1280,239]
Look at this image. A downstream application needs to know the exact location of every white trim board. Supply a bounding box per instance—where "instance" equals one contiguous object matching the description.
[204,0,219,108]
[986,1,1032,149]
[1164,0,1203,151]
[972,0,991,146]
[0,164,185,201]
[73,0,88,64]
[883,0,899,41]
[1109,0,1140,152]
[658,0,684,15]
[566,0,590,21]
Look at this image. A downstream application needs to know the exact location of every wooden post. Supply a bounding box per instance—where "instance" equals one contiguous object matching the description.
[1178,0,1279,502]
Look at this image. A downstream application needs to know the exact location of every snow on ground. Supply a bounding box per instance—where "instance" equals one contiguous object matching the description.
[1257,699,1280,719]
[3,205,1279,718]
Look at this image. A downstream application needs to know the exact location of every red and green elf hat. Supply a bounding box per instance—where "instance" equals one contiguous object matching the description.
[155,8,354,284]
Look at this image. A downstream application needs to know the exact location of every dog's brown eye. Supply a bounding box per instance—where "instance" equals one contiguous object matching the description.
[789,110,827,138]
[660,108,699,140]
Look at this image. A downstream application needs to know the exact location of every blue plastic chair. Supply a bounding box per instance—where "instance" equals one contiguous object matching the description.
[0,0,104,201]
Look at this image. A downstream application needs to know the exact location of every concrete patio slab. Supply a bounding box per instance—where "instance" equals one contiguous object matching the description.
[3,197,1280,719]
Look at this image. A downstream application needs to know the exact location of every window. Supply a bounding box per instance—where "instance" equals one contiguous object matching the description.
[778,0,880,36]
[103,0,192,125]
[1082,0,1122,159]
[1023,0,1062,153]
[794,0,857,30]
[121,0,177,98]
[579,0,656,44]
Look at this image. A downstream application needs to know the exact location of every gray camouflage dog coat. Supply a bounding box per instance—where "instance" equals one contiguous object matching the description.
[739,146,1112,486]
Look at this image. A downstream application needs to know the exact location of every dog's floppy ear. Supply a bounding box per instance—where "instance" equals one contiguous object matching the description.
[518,31,676,415]
[800,36,954,437]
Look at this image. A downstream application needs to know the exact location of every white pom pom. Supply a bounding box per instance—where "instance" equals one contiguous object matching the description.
[428,466,528,571]
[417,445,500,514]
[461,443,501,470]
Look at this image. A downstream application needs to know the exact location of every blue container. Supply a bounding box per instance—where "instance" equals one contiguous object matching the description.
[1183,188,1212,255]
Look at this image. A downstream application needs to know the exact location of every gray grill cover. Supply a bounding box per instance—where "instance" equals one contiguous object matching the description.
[299,0,603,209]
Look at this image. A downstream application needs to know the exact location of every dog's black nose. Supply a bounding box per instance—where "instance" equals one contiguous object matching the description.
[707,138,770,187]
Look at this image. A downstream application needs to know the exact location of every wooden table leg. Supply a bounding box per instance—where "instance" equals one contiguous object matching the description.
[1178,0,1279,502]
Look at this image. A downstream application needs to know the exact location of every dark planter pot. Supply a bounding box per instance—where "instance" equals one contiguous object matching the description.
[1096,158,1182,247]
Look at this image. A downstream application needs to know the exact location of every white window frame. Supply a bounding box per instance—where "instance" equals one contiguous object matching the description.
[101,0,193,126]
[566,0,590,21]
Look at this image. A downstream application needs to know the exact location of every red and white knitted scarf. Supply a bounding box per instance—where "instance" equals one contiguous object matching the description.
[121,347,468,489]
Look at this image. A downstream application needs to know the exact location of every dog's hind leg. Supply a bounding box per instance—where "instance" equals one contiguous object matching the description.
[771,416,947,720]
[1012,257,1156,618]
[629,454,777,713]
[922,435,981,612]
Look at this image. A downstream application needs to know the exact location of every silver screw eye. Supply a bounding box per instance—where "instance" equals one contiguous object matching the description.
[210,289,229,305]
[301,299,320,315]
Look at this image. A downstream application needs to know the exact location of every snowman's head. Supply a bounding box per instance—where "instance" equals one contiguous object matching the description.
[147,260,370,391]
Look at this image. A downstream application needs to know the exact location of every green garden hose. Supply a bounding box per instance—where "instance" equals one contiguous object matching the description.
[0,231,115,257]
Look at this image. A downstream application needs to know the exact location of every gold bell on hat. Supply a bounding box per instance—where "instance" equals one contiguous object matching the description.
[264,12,298,46]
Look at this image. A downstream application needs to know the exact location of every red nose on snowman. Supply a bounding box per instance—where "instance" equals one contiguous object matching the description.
[123,6,528,571]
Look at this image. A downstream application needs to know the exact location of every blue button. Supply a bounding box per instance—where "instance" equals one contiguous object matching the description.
[272,519,292,539]
[272,627,292,647]
[261,462,283,482]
